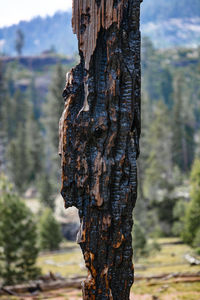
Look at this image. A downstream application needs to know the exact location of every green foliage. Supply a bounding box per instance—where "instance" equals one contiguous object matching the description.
[26,112,44,182]
[42,64,65,188]
[172,75,195,172]
[0,175,40,285]
[132,220,161,262]
[39,174,55,210]
[193,228,200,248]
[144,101,173,200]
[7,123,29,192]
[172,199,187,236]
[182,158,200,245]
[132,221,148,261]
[39,208,62,251]
[3,86,44,191]
[139,40,199,238]
[1,33,200,245]
[44,64,65,152]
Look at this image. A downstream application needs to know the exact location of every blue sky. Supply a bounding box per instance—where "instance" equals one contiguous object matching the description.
[0,0,72,27]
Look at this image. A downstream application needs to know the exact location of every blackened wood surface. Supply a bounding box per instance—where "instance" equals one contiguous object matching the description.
[60,1,142,299]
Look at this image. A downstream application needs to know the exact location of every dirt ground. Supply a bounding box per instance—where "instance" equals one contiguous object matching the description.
[1,286,200,300]
[0,289,151,300]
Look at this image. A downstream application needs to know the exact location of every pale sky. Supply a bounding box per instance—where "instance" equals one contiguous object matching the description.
[0,0,72,28]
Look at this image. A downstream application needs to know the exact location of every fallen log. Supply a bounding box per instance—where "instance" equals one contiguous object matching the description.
[1,272,200,297]
[184,254,200,265]
[147,276,200,286]
[135,272,200,281]
[0,278,84,296]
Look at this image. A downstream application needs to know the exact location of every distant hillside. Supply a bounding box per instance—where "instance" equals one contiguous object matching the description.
[142,18,200,49]
[141,0,200,22]
[0,1,200,56]
[141,0,200,48]
[0,12,77,56]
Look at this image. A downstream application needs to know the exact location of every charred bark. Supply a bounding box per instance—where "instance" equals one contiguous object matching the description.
[59,1,142,299]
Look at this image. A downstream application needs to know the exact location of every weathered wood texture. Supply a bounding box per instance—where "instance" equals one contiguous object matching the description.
[60,0,142,299]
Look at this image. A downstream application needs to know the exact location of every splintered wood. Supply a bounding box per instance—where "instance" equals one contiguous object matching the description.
[60,0,142,299]
[72,0,125,70]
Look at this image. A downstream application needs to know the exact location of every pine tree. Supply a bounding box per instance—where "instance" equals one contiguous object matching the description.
[26,112,44,182]
[144,101,173,199]
[132,221,147,262]
[172,75,195,172]
[183,158,200,245]
[143,102,175,235]
[28,77,40,120]
[0,61,5,125]
[44,64,65,152]
[39,174,55,210]
[42,64,65,189]
[0,175,40,284]
[7,123,29,192]
[39,208,62,251]
[0,62,8,173]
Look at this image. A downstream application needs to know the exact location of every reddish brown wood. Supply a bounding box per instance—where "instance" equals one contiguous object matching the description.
[60,1,142,299]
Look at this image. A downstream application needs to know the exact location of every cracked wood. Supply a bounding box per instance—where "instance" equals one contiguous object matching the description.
[60,0,142,299]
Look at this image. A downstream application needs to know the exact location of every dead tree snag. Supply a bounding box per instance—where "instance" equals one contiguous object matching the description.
[60,1,142,299]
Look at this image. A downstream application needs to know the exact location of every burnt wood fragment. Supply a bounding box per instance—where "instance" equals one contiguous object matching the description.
[60,1,142,299]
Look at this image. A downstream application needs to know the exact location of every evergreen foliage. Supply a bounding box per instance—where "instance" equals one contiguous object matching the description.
[26,112,44,182]
[132,221,147,262]
[42,63,65,190]
[44,64,65,152]
[172,75,195,172]
[7,124,29,192]
[144,101,173,200]
[172,199,186,236]
[0,37,200,243]
[39,208,62,251]
[39,174,55,210]
[0,175,40,285]
[183,159,200,245]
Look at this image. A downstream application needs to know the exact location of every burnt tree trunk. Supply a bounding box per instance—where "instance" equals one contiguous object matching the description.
[59,1,142,299]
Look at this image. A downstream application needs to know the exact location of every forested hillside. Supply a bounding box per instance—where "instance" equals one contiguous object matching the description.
[142,0,200,21]
[0,12,77,56]
[0,0,200,56]
[0,43,200,243]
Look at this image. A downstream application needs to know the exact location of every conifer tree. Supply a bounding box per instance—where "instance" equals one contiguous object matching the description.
[172,76,195,172]
[143,101,175,235]
[44,64,65,152]
[39,174,55,210]
[0,62,7,172]
[39,208,62,251]
[26,112,44,182]
[0,176,40,284]
[28,77,40,120]
[7,124,29,192]
[144,101,173,199]
[183,158,200,245]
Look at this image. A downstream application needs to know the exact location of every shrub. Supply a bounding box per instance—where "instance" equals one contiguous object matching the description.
[0,175,40,284]
[182,159,200,245]
[39,208,62,251]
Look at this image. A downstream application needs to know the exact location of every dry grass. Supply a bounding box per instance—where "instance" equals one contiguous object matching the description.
[1,238,200,299]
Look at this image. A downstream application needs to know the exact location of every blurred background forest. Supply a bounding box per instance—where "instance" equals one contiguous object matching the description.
[0,0,200,299]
